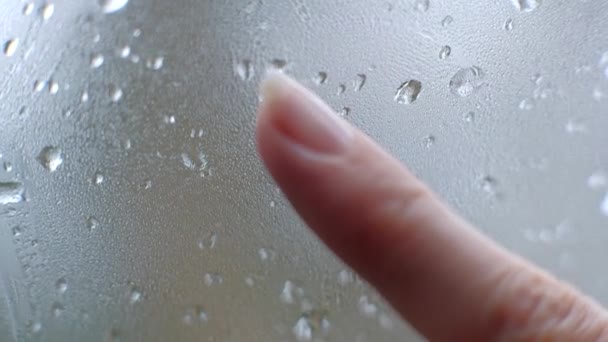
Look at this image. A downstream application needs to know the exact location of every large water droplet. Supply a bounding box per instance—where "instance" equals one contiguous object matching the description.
[48,80,59,95]
[449,66,485,97]
[37,146,63,172]
[511,0,541,12]
[0,182,25,205]
[394,80,422,104]
[23,2,34,16]
[99,0,129,14]
[4,39,19,57]
[41,3,55,20]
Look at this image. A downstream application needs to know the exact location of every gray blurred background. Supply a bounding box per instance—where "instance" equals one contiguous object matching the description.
[0,0,607,341]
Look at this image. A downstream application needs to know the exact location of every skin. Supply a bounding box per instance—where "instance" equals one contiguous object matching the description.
[255,72,608,341]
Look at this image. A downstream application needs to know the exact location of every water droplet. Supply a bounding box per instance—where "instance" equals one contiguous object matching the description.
[132,28,142,37]
[439,45,451,60]
[37,146,63,172]
[358,296,378,318]
[394,80,422,104]
[86,216,99,230]
[203,273,223,287]
[269,58,288,70]
[244,276,255,287]
[0,182,24,205]
[338,107,350,117]
[378,313,394,330]
[197,232,217,250]
[423,135,436,148]
[258,247,275,261]
[56,277,68,294]
[12,226,22,237]
[441,15,453,27]
[414,0,429,12]
[449,66,485,97]
[90,53,104,68]
[337,84,346,95]
[28,321,42,334]
[504,18,514,31]
[23,2,34,16]
[353,74,367,92]
[48,80,59,94]
[182,306,208,325]
[99,0,129,13]
[511,0,541,12]
[129,286,142,304]
[337,270,354,286]
[109,85,123,102]
[130,54,140,63]
[118,45,131,58]
[51,302,65,317]
[481,175,501,198]
[4,39,19,57]
[464,111,476,122]
[3,162,13,172]
[293,316,313,341]
[34,80,45,92]
[235,59,254,81]
[588,171,607,191]
[146,56,164,70]
[163,115,176,124]
[313,72,328,85]
[519,98,535,110]
[280,280,300,304]
[565,119,587,134]
[41,3,55,20]
[601,193,608,217]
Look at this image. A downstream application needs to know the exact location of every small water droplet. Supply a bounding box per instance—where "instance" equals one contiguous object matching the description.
[12,226,22,237]
[48,80,59,94]
[51,302,65,317]
[601,193,608,217]
[109,85,123,102]
[337,84,346,95]
[197,232,217,250]
[353,74,367,92]
[441,15,453,27]
[258,247,275,261]
[504,18,514,31]
[464,111,476,122]
[182,306,208,325]
[449,66,485,97]
[56,277,68,294]
[0,182,24,205]
[511,0,541,12]
[34,80,45,92]
[394,80,422,104]
[481,175,501,198]
[28,321,42,334]
[414,0,430,12]
[130,54,140,63]
[117,45,131,58]
[293,316,313,341]
[129,286,142,304]
[203,273,224,287]
[90,53,104,68]
[235,59,254,81]
[244,276,255,287]
[37,146,63,172]
[423,135,436,148]
[3,162,13,172]
[23,2,34,16]
[358,296,378,318]
[146,56,164,70]
[41,3,55,20]
[378,313,394,330]
[439,45,451,60]
[99,0,129,13]
[4,39,19,57]
[86,216,99,230]
[269,58,288,70]
[337,270,354,286]
[338,107,350,117]
[519,98,535,110]
[313,71,328,85]
[565,119,587,134]
[280,280,300,304]
[588,171,607,191]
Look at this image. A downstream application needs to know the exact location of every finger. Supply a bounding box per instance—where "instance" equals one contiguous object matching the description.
[255,71,608,341]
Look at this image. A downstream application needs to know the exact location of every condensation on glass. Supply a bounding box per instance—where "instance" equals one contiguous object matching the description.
[0,0,607,341]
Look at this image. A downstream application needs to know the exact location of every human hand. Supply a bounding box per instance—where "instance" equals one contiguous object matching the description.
[255,72,608,341]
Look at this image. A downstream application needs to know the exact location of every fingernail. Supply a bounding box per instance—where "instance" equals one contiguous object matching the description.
[259,71,353,154]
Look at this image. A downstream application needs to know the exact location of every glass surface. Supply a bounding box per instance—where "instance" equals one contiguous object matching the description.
[1,0,607,341]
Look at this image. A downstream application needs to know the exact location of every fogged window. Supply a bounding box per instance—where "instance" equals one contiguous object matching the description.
[0,0,607,341]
